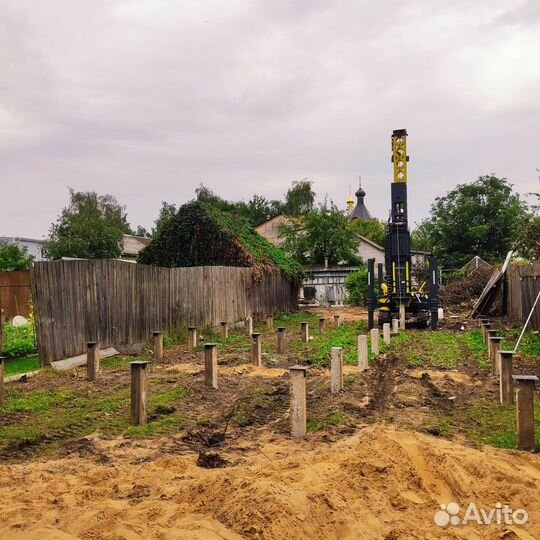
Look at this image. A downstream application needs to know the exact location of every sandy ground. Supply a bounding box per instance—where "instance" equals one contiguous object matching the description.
[2,310,540,539]
[1,426,540,540]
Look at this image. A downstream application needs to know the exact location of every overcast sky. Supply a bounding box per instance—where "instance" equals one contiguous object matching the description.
[1,0,539,238]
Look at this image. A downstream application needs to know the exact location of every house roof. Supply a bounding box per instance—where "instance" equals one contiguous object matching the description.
[122,235,152,257]
[0,236,45,244]
[358,235,384,251]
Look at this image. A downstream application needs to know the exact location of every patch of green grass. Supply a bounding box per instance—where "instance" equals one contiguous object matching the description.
[0,382,190,447]
[293,321,368,367]
[3,355,41,376]
[460,400,540,450]
[274,311,320,329]
[422,418,453,438]
[213,333,250,348]
[498,329,540,359]
[307,411,350,432]
[124,415,185,438]
[149,388,189,408]
[462,329,489,368]
[396,331,461,369]
[163,329,187,348]
[1,389,75,413]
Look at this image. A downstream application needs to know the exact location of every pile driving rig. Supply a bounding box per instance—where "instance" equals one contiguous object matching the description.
[367,129,439,330]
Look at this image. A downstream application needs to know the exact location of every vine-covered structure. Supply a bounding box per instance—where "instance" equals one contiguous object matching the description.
[138,201,304,283]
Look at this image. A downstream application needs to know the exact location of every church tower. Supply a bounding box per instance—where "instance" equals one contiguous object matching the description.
[349,178,373,221]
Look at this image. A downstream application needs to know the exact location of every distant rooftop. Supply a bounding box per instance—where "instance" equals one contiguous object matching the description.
[349,181,373,221]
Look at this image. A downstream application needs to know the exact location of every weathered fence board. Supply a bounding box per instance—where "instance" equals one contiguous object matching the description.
[30,260,298,364]
[506,262,540,330]
[0,271,32,318]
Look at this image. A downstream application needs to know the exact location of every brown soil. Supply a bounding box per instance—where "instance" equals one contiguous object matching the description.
[2,311,540,539]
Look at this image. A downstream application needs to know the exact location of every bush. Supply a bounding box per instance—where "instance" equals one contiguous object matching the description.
[1,321,37,358]
[345,267,369,306]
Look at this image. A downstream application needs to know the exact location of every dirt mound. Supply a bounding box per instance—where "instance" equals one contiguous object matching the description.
[1,427,540,539]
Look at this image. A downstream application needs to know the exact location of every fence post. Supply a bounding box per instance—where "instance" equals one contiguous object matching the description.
[486,329,497,361]
[300,322,309,342]
[370,328,380,356]
[204,343,218,389]
[130,361,150,426]
[481,321,492,344]
[358,335,368,371]
[399,303,406,330]
[499,351,514,405]
[319,317,326,335]
[488,336,503,376]
[0,356,5,406]
[187,326,197,352]
[289,365,308,438]
[220,322,229,340]
[277,327,286,354]
[333,314,341,327]
[383,323,391,344]
[331,347,343,394]
[392,319,399,335]
[512,375,539,451]
[153,331,163,360]
[478,317,489,328]
[86,341,100,381]
[246,317,253,336]
[252,333,262,366]
[266,316,273,329]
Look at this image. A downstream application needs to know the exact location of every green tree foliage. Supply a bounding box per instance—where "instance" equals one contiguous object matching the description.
[0,242,35,271]
[344,266,369,306]
[282,179,315,216]
[152,201,178,236]
[350,218,386,246]
[45,189,131,260]
[134,225,151,238]
[138,201,304,282]
[411,220,434,252]
[416,175,527,268]
[194,184,282,227]
[279,202,361,266]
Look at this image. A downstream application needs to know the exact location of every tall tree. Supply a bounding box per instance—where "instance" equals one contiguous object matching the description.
[0,242,35,271]
[278,202,360,265]
[45,189,131,260]
[419,175,527,268]
[411,220,434,252]
[152,201,178,236]
[282,179,315,216]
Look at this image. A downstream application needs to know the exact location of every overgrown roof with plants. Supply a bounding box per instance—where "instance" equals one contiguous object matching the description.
[138,201,304,283]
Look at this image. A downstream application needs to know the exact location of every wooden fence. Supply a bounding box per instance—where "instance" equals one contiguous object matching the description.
[506,261,540,331]
[30,260,298,364]
[0,271,32,318]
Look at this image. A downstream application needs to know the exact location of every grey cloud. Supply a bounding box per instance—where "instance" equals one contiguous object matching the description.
[0,0,538,237]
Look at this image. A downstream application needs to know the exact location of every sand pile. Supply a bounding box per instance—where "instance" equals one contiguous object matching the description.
[1,427,539,540]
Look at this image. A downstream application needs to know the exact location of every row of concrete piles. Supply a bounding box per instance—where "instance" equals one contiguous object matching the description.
[480,318,539,452]
[289,319,399,437]
[20,314,397,429]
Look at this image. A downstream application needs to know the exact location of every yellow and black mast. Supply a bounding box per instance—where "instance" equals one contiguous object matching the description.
[367,129,439,330]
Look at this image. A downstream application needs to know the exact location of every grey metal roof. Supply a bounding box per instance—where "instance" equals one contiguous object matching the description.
[350,187,373,221]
